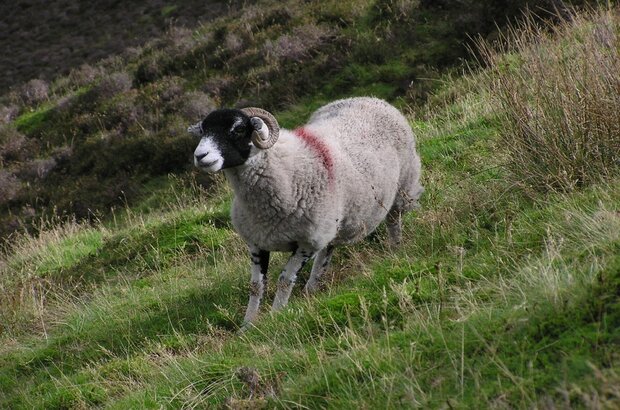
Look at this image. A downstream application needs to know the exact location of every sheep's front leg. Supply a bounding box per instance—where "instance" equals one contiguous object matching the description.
[303,245,334,295]
[271,247,314,311]
[243,246,270,325]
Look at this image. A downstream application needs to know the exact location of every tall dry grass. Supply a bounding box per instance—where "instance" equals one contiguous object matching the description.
[477,6,620,193]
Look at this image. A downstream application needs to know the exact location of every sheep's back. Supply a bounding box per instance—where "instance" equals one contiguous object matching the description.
[308,97,415,156]
[307,97,421,243]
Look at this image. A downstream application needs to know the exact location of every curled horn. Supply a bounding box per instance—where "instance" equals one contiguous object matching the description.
[241,107,280,150]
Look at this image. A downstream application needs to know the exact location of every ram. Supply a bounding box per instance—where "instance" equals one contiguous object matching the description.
[188,97,423,324]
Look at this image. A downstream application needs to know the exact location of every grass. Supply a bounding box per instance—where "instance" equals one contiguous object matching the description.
[1,3,619,409]
[13,103,54,134]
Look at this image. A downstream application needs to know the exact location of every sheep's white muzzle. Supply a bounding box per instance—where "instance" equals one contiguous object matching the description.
[194,137,224,173]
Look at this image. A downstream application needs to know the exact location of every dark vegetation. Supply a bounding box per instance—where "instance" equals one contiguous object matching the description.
[0,0,236,93]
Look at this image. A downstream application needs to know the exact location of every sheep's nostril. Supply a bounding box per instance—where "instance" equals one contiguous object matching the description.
[195,153,208,161]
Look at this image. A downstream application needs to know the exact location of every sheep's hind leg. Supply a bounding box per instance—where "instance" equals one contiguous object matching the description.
[303,245,334,295]
[271,247,314,311]
[243,246,270,325]
[387,209,402,246]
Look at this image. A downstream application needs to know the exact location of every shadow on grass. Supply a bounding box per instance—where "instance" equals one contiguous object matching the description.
[0,271,245,402]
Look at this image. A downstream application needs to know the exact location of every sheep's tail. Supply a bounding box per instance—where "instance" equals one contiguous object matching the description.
[395,183,424,212]
[409,184,424,209]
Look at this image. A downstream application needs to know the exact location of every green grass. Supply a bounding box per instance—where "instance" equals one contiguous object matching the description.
[13,104,54,134]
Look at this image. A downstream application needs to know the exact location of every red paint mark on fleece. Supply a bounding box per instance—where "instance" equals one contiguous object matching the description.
[294,127,334,183]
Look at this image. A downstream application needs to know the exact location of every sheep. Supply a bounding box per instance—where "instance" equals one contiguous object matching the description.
[188,97,423,324]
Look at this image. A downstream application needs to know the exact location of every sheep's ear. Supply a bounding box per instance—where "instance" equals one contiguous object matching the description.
[240,107,279,149]
[249,117,271,146]
[187,121,203,137]
[250,117,268,134]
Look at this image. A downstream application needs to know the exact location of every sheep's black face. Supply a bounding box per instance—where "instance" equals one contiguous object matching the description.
[190,109,253,173]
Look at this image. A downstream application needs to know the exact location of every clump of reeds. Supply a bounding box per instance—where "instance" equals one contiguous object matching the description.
[477,6,620,194]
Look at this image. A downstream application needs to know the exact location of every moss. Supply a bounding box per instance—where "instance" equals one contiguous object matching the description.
[13,104,53,135]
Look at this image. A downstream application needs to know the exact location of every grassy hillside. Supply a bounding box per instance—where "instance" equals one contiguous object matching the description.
[1,5,619,408]
[0,0,580,240]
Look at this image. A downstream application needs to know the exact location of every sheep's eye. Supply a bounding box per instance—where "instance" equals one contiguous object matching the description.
[231,124,245,136]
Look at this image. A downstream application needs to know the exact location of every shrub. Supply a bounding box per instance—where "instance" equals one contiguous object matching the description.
[20,79,49,106]
[68,64,102,88]
[139,76,186,110]
[239,7,296,33]
[202,75,234,99]
[149,132,195,174]
[0,170,21,204]
[53,145,73,164]
[55,94,75,115]
[134,52,172,85]
[95,72,133,99]
[99,55,126,74]
[100,93,142,131]
[123,46,143,61]
[0,104,19,124]
[224,33,244,53]
[372,0,420,23]
[310,0,372,27]
[158,76,185,103]
[478,7,620,193]
[17,157,58,180]
[162,27,196,54]
[178,91,216,121]
[262,24,333,62]
[0,126,31,164]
